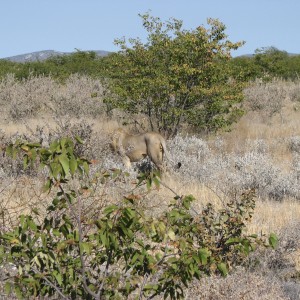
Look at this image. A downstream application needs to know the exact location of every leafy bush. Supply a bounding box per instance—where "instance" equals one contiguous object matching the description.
[230,47,300,81]
[0,118,101,179]
[0,50,109,81]
[105,13,245,137]
[0,138,277,299]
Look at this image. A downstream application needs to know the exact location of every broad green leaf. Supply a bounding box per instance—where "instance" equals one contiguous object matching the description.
[49,140,60,152]
[50,162,62,179]
[58,154,70,176]
[53,270,63,285]
[28,219,37,231]
[199,248,210,265]
[131,252,140,264]
[69,157,77,175]
[225,237,242,245]
[52,229,61,237]
[4,282,11,295]
[32,256,42,268]
[217,262,228,276]
[100,233,107,245]
[167,229,176,241]
[80,242,92,255]
[82,161,89,175]
[21,145,29,152]
[60,138,68,149]
[269,233,278,249]
[144,284,158,291]
[103,205,118,215]
[43,178,52,192]
[157,222,166,234]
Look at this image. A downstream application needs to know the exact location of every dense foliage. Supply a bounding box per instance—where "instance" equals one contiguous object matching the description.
[104,14,245,137]
[231,46,300,81]
[0,138,277,299]
[0,50,109,81]
[2,46,300,83]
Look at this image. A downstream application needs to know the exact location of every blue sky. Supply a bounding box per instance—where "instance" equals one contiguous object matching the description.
[1,0,299,59]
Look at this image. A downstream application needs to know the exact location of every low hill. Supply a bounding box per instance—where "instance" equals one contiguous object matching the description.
[2,49,111,63]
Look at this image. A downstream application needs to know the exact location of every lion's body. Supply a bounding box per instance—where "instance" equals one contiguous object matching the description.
[111,129,167,171]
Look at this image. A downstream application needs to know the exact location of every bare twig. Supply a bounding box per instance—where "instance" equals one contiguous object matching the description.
[58,184,99,300]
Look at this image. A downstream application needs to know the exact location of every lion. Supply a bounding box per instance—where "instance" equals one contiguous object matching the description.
[110,128,170,172]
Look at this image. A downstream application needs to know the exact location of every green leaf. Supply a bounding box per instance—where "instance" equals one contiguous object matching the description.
[23,155,29,169]
[225,237,242,245]
[82,161,89,175]
[50,162,62,179]
[49,140,60,152]
[52,229,61,237]
[53,270,63,285]
[18,265,23,275]
[269,233,278,249]
[27,142,41,148]
[100,233,107,246]
[43,178,52,192]
[167,229,176,241]
[199,248,210,265]
[217,262,228,276]
[4,282,11,295]
[143,284,158,291]
[103,205,118,216]
[146,178,152,190]
[69,157,77,175]
[157,222,166,234]
[131,252,140,264]
[32,256,42,268]
[153,176,160,188]
[80,242,92,255]
[58,154,70,176]
[28,219,38,231]
[75,136,84,144]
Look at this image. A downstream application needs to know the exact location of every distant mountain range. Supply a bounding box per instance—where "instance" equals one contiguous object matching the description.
[1,50,111,63]
[2,50,299,63]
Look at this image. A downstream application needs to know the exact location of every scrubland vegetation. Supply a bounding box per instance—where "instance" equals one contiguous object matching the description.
[1,13,300,300]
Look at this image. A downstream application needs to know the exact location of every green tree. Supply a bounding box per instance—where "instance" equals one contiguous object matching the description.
[105,13,245,137]
[253,46,289,79]
[229,56,262,82]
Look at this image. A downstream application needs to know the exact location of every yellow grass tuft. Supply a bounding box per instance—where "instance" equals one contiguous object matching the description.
[247,198,300,235]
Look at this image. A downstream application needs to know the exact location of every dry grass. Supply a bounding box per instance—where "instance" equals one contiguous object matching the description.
[186,268,288,300]
[247,198,300,234]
